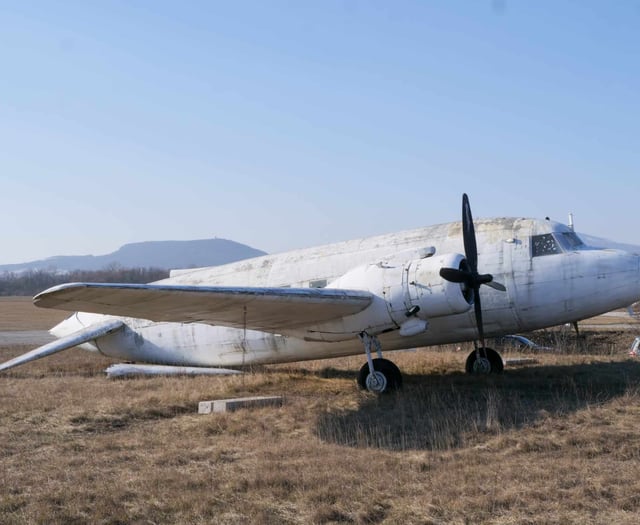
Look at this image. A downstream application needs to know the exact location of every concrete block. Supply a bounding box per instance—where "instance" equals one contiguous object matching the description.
[504,358,538,366]
[198,395,284,414]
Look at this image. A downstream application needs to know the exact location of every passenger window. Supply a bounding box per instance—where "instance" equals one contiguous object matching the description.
[532,234,562,257]
[309,279,327,288]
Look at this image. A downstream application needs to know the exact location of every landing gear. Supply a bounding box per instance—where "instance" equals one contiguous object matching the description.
[465,347,503,375]
[357,358,403,393]
[357,333,402,394]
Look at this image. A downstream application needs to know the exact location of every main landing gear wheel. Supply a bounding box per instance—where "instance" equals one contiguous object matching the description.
[357,358,403,393]
[465,348,504,375]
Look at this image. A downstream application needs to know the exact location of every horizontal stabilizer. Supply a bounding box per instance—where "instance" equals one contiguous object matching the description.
[34,282,373,333]
[0,319,124,373]
[105,364,242,378]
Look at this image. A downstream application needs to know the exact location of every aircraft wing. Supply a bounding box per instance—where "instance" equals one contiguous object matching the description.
[34,283,373,332]
[0,318,125,373]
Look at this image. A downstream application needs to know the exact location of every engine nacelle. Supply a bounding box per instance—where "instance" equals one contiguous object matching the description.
[402,252,473,320]
[303,253,473,341]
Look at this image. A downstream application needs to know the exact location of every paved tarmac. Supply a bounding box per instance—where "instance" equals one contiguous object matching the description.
[0,331,55,346]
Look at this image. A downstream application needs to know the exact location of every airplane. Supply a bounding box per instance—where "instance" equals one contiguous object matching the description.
[1,194,639,393]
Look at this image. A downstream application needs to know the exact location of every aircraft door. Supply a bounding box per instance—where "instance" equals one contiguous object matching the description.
[504,220,533,329]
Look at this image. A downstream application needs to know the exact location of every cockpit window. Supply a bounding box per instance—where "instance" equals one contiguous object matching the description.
[532,234,562,257]
[532,232,590,257]
[557,231,587,251]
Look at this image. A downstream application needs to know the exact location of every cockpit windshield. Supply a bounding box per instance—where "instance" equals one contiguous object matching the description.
[531,232,589,257]
[557,231,587,250]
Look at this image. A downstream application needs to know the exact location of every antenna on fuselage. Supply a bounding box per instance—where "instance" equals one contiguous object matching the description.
[568,213,575,231]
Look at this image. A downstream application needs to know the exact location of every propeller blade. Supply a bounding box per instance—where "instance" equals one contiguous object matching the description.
[439,267,467,284]
[442,194,506,346]
[486,280,506,292]
[473,285,485,349]
[461,194,487,346]
[476,273,494,286]
[462,193,478,273]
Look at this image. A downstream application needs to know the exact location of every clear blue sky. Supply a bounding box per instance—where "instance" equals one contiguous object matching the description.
[1,1,638,264]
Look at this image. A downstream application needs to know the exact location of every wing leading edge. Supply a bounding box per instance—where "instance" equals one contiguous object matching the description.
[34,283,374,333]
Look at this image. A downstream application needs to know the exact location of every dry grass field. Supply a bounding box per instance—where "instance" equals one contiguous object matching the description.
[0,297,69,331]
[2,299,640,524]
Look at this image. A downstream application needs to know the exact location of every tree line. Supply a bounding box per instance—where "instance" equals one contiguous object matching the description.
[0,266,170,296]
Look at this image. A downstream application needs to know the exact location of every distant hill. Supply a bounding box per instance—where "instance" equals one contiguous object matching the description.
[0,239,267,273]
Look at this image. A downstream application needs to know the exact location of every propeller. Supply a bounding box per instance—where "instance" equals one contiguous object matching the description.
[439,193,506,348]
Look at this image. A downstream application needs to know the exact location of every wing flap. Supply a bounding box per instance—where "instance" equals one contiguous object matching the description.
[34,283,373,332]
[0,319,124,373]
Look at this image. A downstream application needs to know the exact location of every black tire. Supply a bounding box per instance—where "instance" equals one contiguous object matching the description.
[465,347,504,374]
[357,358,403,393]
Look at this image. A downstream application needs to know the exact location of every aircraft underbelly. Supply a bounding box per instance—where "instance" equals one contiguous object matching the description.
[94,323,364,366]
[92,311,516,367]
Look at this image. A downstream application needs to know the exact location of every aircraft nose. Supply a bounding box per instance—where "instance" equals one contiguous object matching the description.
[634,253,640,298]
[622,251,640,304]
[601,250,640,308]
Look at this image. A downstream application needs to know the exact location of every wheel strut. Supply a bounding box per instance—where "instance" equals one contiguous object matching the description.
[359,332,383,373]
[357,333,403,393]
[359,332,386,392]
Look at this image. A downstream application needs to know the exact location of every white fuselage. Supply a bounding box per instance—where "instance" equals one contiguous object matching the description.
[52,218,640,367]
